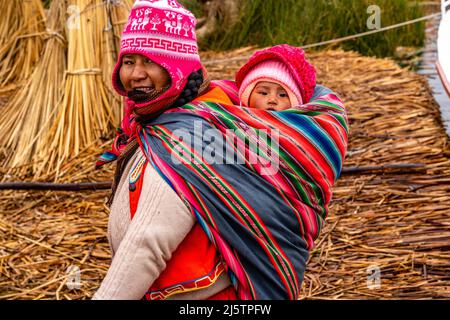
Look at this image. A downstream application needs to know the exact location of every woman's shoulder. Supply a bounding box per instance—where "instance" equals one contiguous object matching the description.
[202,80,240,105]
[195,85,235,105]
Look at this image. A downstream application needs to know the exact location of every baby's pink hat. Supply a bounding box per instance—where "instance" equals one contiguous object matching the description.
[239,59,303,107]
[236,44,316,108]
[112,0,203,113]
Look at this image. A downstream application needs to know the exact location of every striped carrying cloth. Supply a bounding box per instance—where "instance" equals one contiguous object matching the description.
[139,83,347,299]
[97,82,348,299]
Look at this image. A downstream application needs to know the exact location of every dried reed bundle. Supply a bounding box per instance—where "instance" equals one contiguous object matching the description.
[100,0,135,133]
[112,0,135,33]
[0,0,67,178]
[35,0,120,178]
[0,0,135,179]
[0,1,21,49]
[0,0,45,92]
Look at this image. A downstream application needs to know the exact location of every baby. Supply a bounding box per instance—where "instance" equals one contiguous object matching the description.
[236,44,317,111]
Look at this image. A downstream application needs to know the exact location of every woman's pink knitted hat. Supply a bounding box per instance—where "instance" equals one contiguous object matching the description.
[112,0,203,113]
[236,44,316,108]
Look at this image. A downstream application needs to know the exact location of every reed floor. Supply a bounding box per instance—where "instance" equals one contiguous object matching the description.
[0,49,449,299]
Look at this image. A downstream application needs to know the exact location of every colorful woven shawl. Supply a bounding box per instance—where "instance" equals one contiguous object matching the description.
[98,82,348,299]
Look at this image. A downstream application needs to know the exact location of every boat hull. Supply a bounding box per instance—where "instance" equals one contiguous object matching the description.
[437,1,450,97]
[437,61,450,97]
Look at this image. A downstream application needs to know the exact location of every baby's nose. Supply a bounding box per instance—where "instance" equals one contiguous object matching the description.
[268,96,278,104]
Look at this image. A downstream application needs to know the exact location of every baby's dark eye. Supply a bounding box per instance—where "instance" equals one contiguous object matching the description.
[279,92,288,98]
[257,91,268,96]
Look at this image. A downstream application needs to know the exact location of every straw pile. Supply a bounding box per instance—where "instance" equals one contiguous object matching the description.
[300,50,450,300]
[36,0,117,178]
[0,0,134,179]
[0,0,45,93]
[0,0,67,176]
[0,49,449,299]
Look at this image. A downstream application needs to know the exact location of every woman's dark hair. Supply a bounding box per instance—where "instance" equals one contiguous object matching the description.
[171,69,204,108]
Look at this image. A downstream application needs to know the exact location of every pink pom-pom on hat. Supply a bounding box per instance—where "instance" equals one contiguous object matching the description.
[112,0,203,113]
[236,44,317,108]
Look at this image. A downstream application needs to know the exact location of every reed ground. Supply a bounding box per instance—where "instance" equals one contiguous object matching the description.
[0,48,449,299]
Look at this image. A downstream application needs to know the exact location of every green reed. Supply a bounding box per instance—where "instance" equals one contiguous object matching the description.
[186,0,425,58]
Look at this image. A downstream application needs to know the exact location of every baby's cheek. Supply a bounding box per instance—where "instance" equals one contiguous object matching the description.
[253,101,267,110]
[278,102,292,111]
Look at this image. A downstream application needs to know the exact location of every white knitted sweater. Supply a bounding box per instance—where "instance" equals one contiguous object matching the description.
[93,148,230,300]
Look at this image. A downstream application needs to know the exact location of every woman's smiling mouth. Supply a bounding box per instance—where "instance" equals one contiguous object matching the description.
[132,86,154,94]
[128,87,154,102]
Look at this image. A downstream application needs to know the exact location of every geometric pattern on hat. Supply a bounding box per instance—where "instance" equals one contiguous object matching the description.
[236,44,317,105]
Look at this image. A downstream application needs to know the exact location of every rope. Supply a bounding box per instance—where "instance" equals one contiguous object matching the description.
[44,29,66,44]
[203,12,442,66]
[76,0,128,17]
[301,12,441,49]
[16,32,47,40]
[65,68,102,76]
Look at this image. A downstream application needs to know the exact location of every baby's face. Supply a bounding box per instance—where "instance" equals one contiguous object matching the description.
[248,81,291,111]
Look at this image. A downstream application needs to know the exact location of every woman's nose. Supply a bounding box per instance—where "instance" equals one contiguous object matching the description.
[130,64,148,81]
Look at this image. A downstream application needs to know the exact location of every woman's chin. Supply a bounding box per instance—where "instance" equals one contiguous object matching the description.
[127,90,152,104]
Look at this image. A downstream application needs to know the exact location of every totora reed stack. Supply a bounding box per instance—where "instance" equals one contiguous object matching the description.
[38,0,120,178]
[0,0,45,93]
[0,0,67,178]
[0,0,135,180]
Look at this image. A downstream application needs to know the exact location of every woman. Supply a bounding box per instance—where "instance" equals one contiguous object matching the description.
[94,0,348,300]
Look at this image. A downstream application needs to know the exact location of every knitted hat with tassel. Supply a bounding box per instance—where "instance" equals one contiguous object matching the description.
[112,0,204,115]
[236,44,316,108]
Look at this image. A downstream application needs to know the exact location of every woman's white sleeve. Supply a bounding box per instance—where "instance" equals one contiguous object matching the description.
[92,164,195,300]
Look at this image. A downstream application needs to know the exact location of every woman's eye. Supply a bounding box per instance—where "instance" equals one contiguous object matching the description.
[123,60,133,65]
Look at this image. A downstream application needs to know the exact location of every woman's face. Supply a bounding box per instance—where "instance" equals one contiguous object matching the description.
[119,54,171,99]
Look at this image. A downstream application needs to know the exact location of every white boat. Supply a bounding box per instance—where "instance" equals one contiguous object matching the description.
[437,0,450,96]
